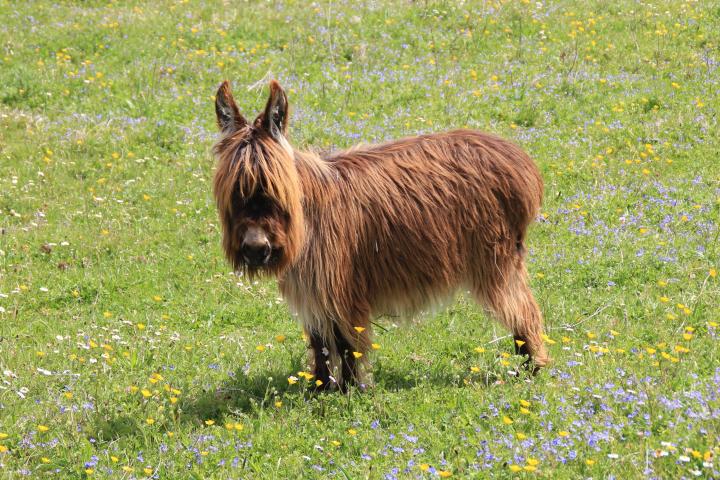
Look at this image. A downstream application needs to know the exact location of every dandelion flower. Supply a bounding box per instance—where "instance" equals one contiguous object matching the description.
[352,351,363,359]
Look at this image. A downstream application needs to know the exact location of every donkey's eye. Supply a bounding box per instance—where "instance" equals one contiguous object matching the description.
[243,196,274,218]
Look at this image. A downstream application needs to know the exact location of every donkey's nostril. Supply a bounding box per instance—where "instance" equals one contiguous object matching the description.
[242,241,271,266]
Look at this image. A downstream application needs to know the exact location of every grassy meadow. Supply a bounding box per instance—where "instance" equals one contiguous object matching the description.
[1,0,719,478]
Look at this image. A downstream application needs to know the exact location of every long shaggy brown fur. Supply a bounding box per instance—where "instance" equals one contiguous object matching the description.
[212,80,549,391]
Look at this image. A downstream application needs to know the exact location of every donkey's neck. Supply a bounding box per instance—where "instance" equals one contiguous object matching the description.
[292,149,338,207]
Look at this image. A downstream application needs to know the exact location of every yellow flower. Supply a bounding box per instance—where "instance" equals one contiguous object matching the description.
[275,334,286,343]
[41,457,50,463]
[85,468,94,474]
[0,445,8,453]
[274,401,282,408]
[509,465,522,472]
[330,440,341,447]
[0,433,7,440]
[103,311,112,318]
[586,459,596,466]
[256,345,266,352]
[474,346,485,353]
[111,456,119,463]
[146,418,155,425]
[352,351,363,359]
[144,467,153,475]
[122,466,134,473]
[347,428,357,435]
[152,295,162,302]
[136,323,145,330]
[710,268,717,278]
[502,416,513,425]
[420,464,430,471]
[204,419,215,426]
[516,433,527,440]
[470,366,480,373]
[519,399,531,407]
[523,465,537,472]
[520,407,531,415]
[559,430,570,437]
[438,471,452,478]
[515,339,526,347]
[141,389,151,398]
[287,376,298,385]
[354,326,365,333]
[315,379,323,387]
[38,425,49,432]
[371,343,381,350]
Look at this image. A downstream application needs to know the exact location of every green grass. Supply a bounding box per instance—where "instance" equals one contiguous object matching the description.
[1,0,719,478]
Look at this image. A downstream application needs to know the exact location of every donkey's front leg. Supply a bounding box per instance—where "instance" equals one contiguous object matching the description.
[332,322,370,392]
[308,330,332,391]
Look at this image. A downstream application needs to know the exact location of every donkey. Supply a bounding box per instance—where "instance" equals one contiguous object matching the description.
[212,80,549,391]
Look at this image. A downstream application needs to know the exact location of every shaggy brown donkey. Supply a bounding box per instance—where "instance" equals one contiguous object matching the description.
[213,80,549,391]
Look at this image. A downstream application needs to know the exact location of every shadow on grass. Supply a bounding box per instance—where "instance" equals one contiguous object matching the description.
[373,363,500,391]
[176,360,504,426]
[179,361,305,424]
[88,358,518,440]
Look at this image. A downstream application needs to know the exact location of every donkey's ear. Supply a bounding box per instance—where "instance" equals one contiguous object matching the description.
[260,80,289,141]
[215,81,246,134]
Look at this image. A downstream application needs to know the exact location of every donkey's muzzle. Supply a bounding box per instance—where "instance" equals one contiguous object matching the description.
[242,240,271,266]
[241,226,272,267]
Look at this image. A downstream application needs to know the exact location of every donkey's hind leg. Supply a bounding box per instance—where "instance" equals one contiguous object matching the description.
[473,260,549,370]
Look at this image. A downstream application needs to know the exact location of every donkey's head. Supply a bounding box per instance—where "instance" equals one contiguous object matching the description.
[212,80,304,276]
